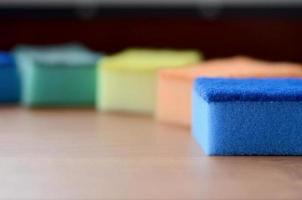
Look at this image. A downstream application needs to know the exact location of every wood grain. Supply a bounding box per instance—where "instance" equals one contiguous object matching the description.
[0,107,301,199]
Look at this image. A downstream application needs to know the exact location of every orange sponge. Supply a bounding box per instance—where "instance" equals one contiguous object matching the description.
[156,56,302,126]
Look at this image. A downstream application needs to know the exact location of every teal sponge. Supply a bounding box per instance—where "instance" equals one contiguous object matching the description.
[14,44,100,107]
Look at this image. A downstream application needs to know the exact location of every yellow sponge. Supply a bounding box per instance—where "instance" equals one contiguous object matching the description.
[97,48,201,114]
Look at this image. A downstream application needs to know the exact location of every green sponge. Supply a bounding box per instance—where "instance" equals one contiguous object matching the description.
[98,48,201,114]
[15,44,100,107]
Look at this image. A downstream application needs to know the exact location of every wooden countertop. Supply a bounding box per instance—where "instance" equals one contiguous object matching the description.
[0,107,301,199]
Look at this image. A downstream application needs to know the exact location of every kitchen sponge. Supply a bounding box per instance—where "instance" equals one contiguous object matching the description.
[98,48,201,114]
[15,44,99,107]
[156,57,302,126]
[0,52,20,102]
[192,78,302,155]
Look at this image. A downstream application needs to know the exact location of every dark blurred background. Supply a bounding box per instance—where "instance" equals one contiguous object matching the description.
[0,0,302,61]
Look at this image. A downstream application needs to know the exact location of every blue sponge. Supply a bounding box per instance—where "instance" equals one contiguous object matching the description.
[0,52,20,102]
[192,78,302,155]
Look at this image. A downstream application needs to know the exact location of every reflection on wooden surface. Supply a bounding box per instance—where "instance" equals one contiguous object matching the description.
[0,107,301,199]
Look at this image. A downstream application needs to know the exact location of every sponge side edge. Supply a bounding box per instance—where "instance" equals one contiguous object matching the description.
[192,87,213,155]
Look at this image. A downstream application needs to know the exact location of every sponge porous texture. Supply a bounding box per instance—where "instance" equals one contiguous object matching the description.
[192,78,302,155]
[195,78,302,102]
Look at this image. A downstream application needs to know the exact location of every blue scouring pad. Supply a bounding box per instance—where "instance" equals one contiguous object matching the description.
[192,78,302,156]
[0,52,20,102]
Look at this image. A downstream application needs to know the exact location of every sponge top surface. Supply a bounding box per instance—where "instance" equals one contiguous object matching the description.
[160,56,302,80]
[0,52,15,67]
[101,48,201,72]
[15,44,99,67]
[195,78,302,102]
